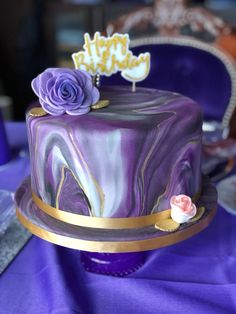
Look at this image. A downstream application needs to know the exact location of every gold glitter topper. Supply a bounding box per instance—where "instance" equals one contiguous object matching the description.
[72,32,150,91]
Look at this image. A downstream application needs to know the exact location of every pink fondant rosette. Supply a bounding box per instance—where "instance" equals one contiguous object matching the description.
[31,68,100,116]
[170,194,197,224]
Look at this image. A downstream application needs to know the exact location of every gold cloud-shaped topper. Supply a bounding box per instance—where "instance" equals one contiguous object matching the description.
[72,32,150,83]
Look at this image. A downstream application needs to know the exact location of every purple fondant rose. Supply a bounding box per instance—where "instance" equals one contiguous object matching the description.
[31,68,100,116]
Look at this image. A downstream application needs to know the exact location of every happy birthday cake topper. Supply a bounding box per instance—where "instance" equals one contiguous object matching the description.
[72,32,150,90]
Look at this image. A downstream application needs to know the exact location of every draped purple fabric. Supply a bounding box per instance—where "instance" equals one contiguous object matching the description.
[0,123,236,314]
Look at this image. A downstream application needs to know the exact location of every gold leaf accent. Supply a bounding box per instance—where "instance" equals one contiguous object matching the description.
[189,207,205,223]
[91,100,110,110]
[28,107,47,117]
[155,218,180,232]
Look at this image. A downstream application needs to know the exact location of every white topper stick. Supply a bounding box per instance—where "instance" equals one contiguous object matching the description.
[132,81,136,93]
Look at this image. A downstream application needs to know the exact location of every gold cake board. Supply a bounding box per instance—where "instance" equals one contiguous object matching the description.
[15,176,217,253]
[16,206,216,253]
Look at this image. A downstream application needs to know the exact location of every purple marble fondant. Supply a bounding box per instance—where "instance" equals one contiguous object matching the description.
[58,167,91,216]
[27,86,202,218]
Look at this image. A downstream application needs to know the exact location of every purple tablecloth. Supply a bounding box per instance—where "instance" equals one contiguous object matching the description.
[0,123,236,314]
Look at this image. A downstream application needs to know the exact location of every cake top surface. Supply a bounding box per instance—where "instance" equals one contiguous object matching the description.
[29,85,201,132]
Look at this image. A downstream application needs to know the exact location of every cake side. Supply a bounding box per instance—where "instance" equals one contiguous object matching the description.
[27,86,202,218]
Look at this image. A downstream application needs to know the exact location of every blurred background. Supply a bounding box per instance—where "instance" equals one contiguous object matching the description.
[0,0,236,121]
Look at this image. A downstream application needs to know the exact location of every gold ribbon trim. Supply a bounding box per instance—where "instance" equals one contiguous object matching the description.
[32,190,201,230]
[32,192,171,229]
[16,206,216,253]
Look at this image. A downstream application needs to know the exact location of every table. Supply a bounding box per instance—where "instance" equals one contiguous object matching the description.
[0,123,236,314]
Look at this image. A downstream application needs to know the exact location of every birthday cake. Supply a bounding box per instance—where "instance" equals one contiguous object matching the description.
[15,33,217,255]
[27,84,202,219]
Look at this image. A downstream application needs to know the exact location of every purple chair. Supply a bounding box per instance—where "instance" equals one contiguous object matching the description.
[100,36,236,131]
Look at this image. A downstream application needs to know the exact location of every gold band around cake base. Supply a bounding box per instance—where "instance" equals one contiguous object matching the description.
[32,191,201,230]
[32,192,171,229]
[16,206,216,253]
